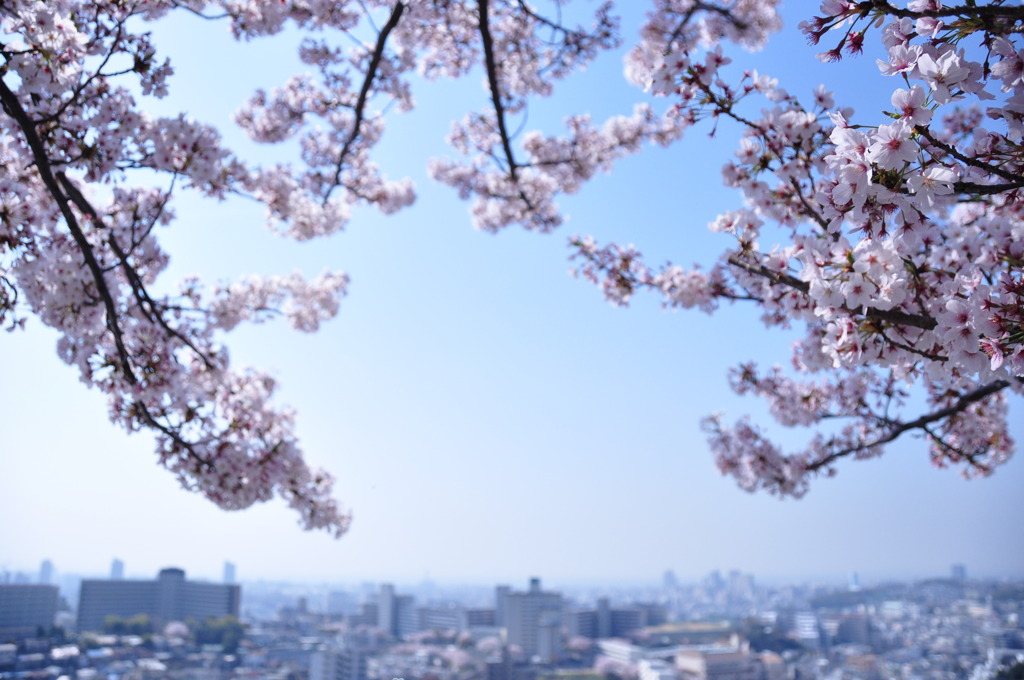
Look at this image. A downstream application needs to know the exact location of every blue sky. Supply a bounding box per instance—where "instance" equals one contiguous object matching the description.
[1,3,1022,588]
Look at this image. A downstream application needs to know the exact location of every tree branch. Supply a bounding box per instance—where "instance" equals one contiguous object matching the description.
[726,255,938,330]
[0,76,221,472]
[0,76,138,384]
[807,378,1014,471]
[55,171,215,369]
[868,0,1024,21]
[477,0,522,183]
[916,124,1024,187]
[325,0,406,203]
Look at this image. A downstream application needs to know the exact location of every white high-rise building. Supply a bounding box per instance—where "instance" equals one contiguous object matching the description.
[503,578,562,663]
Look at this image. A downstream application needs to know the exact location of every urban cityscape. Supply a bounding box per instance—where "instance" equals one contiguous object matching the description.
[2,560,1023,680]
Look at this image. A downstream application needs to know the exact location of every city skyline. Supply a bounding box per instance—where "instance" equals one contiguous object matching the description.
[0,557,1012,590]
[3,556,1020,679]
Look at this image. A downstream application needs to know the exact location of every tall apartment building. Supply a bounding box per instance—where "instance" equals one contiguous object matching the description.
[0,584,59,639]
[77,567,240,632]
[376,584,417,639]
[503,578,562,663]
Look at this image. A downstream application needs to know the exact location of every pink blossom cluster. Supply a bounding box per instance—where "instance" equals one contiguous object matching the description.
[573,1,1023,494]
[1,0,353,534]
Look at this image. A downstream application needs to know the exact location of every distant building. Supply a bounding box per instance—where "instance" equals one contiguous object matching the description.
[836,614,874,647]
[327,591,356,616]
[408,602,495,633]
[395,595,418,638]
[952,564,967,581]
[503,578,562,663]
[727,571,755,603]
[223,562,236,585]
[38,561,53,585]
[462,607,497,629]
[378,584,395,636]
[676,646,759,680]
[638,622,734,647]
[0,584,58,639]
[110,559,124,580]
[569,598,665,639]
[310,647,368,680]
[596,639,641,664]
[638,659,676,680]
[495,585,511,627]
[347,602,378,628]
[487,652,538,680]
[376,584,417,639]
[419,604,460,631]
[77,567,240,632]
[791,611,822,649]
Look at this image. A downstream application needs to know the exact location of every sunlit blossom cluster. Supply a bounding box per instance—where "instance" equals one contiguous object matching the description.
[572,0,1023,495]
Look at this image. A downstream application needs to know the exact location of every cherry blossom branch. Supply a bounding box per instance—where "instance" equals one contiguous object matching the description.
[5,106,220,474]
[788,177,831,232]
[514,0,565,32]
[0,76,138,384]
[808,378,1014,472]
[665,2,748,49]
[0,273,19,329]
[725,254,938,331]
[1,69,321,498]
[132,401,215,471]
[867,0,1024,21]
[325,1,406,202]
[875,326,948,362]
[27,16,128,126]
[125,173,178,259]
[916,125,1024,187]
[170,2,230,21]
[477,0,522,182]
[54,171,215,369]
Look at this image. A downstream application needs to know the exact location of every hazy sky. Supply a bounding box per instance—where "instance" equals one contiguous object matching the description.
[2,4,1022,589]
